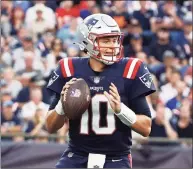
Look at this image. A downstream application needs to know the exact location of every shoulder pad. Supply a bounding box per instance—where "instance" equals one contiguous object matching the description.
[123,58,142,79]
[59,58,74,78]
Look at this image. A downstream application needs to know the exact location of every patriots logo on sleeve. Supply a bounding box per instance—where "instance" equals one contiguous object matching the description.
[85,18,99,30]
[48,71,59,86]
[139,73,153,89]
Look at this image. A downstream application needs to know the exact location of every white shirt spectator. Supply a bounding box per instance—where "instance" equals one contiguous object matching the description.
[127,1,158,14]
[46,52,67,72]
[21,101,49,120]
[2,67,23,99]
[6,80,23,99]
[1,51,12,66]
[12,47,41,62]
[159,83,178,104]
[12,48,42,72]
[25,3,56,30]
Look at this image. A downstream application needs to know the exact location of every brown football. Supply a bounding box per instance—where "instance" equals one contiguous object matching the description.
[61,78,91,120]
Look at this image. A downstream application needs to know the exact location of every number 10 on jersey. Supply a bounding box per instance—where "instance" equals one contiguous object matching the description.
[80,94,116,135]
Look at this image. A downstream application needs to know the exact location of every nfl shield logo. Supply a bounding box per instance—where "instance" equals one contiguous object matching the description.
[93,77,100,84]
[70,89,81,98]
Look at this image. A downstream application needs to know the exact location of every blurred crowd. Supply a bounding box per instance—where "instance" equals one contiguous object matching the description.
[1,0,192,144]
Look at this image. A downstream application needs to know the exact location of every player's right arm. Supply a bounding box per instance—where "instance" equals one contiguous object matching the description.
[46,79,76,133]
[45,58,75,133]
[46,93,65,134]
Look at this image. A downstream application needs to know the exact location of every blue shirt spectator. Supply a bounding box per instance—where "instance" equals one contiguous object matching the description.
[132,1,156,31]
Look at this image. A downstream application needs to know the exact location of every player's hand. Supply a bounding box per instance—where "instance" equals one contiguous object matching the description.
[61,78,77,95]
[104,83,121,114]
[57,78,78,116]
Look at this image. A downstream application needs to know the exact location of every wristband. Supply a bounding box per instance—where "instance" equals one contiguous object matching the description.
[55,100,65,115]
[115,103,137,126]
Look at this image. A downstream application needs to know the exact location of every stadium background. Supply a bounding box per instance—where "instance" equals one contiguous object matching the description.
[1,0,192,168]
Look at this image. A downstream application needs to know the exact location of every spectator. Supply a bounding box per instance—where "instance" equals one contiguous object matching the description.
[151,1,184,31]
[1,90,13,103]
[184,66,192,88]
[26,108,49,143]
[2,67,23,99]
[136,51,148,64]
[66,45,80,58]
[108,1,130,30]
[12,35,41,72]
[0,0,192,144]
[55,0,80,29]
[148,27,179,65]
[57,17,80,50]
[127,1,158,14]
[46,38,67,72]
[1,1,13,36]
[132,1,156,31]
[25,1,56,31]
[13,1,32,13]
[172,12,192,61]
[124,33,146,58]
[166,81,188,111]
[152,50,180,85]
[15,51,44,77]
[1,101,23,142]
[123,19,143,46]
[150,102,177,139]
[159,68,182,104]
[20,88,49,120]
[171,99,193,138]
[27,6,55,42]
[10,7,25,36]
[1,37,12,66]
[37,29,56,57]
[16,74,50,107]
[80,1,99,19]
[8,27,30,50]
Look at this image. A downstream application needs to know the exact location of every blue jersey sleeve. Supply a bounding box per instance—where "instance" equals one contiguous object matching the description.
[46,65,65,95]
[129,96,151,118]
[47,58,75,95]
[129,62,156,100]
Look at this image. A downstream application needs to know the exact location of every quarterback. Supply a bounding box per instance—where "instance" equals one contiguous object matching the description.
[46,14,156,168]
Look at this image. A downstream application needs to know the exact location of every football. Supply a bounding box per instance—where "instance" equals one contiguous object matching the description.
[61,78,91,120]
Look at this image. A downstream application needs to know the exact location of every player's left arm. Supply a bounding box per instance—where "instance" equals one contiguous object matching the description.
[104,83,151,137]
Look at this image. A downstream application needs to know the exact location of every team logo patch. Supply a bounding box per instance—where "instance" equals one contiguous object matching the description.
[139,73,153,88]
[48,71,59,86]
[85,18,99,30]
[70,89,81,98]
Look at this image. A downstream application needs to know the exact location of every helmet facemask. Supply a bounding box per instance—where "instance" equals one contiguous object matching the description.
[88,33,124,65]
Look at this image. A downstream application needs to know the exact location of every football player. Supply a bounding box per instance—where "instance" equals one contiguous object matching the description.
[46,13,156,168]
